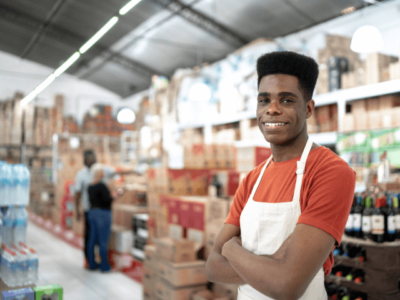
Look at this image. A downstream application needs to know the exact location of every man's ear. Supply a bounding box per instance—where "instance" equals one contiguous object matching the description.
[306,99,315,119]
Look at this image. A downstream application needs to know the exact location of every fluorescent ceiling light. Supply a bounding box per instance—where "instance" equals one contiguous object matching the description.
[54,52,80,77]
[119,0,142,15]
[79,16,119,54]
[35,74,56,94]
[21,92,37,106]
[351,25,384,53]
[117,108,136,124]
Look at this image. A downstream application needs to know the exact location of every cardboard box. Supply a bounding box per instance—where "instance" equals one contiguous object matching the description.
[342,114,354,132]
[192,290,230,300]
[154,237,196,263]
[155,278,207,300]
[2,288,35,300]
[157,259,208,287]
[368,111,382,130]
[109,225,133,253]
[354,113,368,131]
[179,196,206,231]
[144,245,157,270]
[168,169,189,195]
[188,170,210,196]
[236,146,271,173]
[142,270,155,300]
[33,284,63,300]
[352,100,367,113]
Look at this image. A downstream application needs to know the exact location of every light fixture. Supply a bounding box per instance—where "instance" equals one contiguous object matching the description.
[188,82,211,102]
[69,137,80,149]
[117,108,136,124]
[80,16,119,54]
[119,0,142,15]
[341,6,355,14]
[350,25,384,53]
[54,52,80,77]
[21,74,56,106]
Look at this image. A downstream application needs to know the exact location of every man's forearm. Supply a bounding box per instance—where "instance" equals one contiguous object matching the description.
[206,252,246,285]
[224,243,287,299]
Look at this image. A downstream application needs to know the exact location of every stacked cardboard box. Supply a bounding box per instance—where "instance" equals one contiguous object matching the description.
[143,238,208,300]
[365,53,397,85]
[317,35,362,94]
[236,146,271,173]
[184,144,236,170]
[28,167,55,219]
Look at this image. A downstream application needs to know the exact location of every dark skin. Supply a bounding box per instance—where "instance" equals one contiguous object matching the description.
[74,153,138,221]
[205,74,335,300]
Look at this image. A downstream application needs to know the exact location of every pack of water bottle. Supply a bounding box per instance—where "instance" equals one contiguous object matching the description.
[1,243,38,287]
[1,206,28,248]
[0,162,30,206]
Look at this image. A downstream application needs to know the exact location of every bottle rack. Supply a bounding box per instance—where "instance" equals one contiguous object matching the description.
[326,235,400,300]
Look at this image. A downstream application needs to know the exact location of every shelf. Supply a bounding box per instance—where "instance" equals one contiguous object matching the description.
[314,79,400,107]
[341,234,400,248]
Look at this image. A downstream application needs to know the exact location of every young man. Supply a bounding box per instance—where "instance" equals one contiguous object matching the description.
[205,52,355,300]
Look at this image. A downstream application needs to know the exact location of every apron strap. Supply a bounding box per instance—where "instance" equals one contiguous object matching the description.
[292,138,314,205]
[249,155,273,200]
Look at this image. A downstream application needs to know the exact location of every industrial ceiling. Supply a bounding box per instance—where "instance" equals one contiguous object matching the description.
[0,0,370,98]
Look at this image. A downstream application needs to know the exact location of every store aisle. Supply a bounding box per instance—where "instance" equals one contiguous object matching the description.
[26,222,143,300]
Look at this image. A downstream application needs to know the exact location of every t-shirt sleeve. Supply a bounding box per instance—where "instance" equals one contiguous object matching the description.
[73,172,83,195]
[297,161,356,245]
[225,173,251,227]
[103,166,115,180]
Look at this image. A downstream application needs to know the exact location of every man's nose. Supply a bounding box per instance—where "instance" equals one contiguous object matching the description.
[266,101,282,115]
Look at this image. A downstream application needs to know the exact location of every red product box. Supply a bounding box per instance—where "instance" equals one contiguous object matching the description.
[179,197,206,231]
[166,197,181,225]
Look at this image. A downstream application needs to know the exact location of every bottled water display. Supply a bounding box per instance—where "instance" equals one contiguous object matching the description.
[0,162,35,287]
[1,245,38,286]
[0,162,30,206]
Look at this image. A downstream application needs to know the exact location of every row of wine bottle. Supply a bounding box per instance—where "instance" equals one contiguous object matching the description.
[331,265,365,284]
[333,244,366,262]
[345,193,400,243]
[325,282,367,300]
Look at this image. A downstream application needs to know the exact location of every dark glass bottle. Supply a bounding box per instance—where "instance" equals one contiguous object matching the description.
[345,198,355,237]
[387,196,396,242]
[393,196,400,240]
[372,198,385,243]
[337,286,350,300]
[362,197,373,240]
[353,196,363,238]
[355,247,366,262]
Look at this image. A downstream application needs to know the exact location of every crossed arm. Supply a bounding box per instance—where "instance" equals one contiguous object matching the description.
[205,223,335,300]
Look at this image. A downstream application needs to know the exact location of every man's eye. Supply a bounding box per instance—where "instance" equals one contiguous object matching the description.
[259,98,268,103]
[282,99,293,103]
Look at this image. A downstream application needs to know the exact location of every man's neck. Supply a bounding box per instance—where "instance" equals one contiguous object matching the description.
[270,133,309,163]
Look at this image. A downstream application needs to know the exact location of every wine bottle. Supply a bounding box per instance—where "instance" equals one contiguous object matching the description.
[345,199,355,237]
[337,286,350,300]
[362,197,373,240]
[353,196,363,238]
[355,247,366,262]
[372,198,385,243]
[386,195,396,242]
[393,196,400,240]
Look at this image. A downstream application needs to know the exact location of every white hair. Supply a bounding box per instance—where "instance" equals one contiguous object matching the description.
[91,163,104,177]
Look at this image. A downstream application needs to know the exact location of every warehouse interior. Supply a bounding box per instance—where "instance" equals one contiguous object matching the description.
[1,0,400,299]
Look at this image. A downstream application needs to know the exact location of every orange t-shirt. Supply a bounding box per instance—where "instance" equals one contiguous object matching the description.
[225,147,356,275]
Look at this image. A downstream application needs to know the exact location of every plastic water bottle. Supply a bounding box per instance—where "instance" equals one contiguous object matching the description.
[13,206,28,245]
[2,164,12,206]
[0,162,6,206]
[10,165,19,204]
[2,248,18,287]
[17,249,29,285]
[0,211,3,249]
[20,165,30,205]
[27,248,38,284]
[2,207,14,247]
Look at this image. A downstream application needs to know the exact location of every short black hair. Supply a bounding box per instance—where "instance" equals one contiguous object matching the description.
[83,150,95,159]
[256,51,319,100]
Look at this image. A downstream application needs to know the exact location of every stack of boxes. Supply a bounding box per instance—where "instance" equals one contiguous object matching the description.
[342,94,400,132]
[184,144,236,170]
[28,167,55,220]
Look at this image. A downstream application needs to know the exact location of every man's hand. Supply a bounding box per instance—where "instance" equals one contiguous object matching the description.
[222,236,242,258]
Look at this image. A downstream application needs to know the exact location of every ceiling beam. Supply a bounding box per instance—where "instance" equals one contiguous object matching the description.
[0,4,161,78]
[20,0,68,59]
[150,0,249,47]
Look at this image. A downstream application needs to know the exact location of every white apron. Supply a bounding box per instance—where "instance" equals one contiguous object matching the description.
[238,138,327,300]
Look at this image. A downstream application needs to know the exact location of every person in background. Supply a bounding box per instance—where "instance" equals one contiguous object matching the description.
[73,149,135,269]
[87,163,114,272]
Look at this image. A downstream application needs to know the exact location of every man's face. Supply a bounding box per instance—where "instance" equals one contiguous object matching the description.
[257,74,314,146]
[85,154,96,168]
